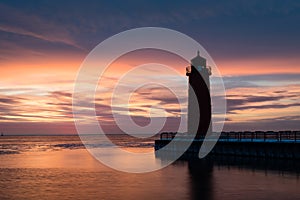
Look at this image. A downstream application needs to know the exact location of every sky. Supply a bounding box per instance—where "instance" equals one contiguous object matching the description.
[0,0,300,135]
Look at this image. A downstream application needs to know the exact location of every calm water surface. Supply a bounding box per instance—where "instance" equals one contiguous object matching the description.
[0,136,299,200]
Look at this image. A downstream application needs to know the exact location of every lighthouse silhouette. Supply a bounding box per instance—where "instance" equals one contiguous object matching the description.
[186,51,212,139]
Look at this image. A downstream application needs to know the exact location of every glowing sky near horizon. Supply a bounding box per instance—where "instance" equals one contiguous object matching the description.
[0,0,300,134]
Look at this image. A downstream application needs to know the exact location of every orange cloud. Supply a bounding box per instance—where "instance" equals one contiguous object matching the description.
[217,57,300,75]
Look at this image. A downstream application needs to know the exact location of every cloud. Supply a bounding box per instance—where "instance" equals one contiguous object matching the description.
[0,97,19,104]
[49,91,72,98]
[0,91,75,122]
[235,103,300,111]
[226,95,300,113]
[223,116,300,131]
[0,3,83,50]
[223,73,300,90]
[0,25,80,50]
[227,74,300,83]
[222,81,300,115]
[0,3,87,64]
[226,95,284,110]
[0,0,299,63]
[0,1,299,134]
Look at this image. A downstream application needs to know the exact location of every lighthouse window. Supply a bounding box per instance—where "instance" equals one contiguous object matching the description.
[197,66,203,71]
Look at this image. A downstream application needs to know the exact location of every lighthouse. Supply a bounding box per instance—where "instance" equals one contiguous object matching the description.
[186,51,212,139]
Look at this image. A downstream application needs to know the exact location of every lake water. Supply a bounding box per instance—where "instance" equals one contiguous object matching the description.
[0,135,299,200]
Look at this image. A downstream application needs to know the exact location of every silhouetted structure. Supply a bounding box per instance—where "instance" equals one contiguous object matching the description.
[186,51,212,138]
[187,159,214,200]
[155,53,300,161]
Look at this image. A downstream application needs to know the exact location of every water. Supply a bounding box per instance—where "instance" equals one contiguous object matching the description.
[0,135,300,200]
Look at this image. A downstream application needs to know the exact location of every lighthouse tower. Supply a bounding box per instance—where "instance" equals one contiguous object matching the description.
[186,51,212,139]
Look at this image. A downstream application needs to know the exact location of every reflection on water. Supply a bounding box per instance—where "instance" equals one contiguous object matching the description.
[187,159,214,200]
[185,157,300,200]
[1,136,300,200]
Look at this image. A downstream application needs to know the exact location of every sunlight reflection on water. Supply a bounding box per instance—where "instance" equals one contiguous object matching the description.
[1,136,300,200]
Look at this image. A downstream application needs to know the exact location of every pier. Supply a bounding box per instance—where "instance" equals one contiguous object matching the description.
[154,131,300,159]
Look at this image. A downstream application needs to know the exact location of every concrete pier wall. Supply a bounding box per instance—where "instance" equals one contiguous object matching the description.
[154,139,300,160]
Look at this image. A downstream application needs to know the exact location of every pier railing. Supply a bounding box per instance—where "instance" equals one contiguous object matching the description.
[220,131,300,142]
[159,131,300,142]
[160,132,177,140]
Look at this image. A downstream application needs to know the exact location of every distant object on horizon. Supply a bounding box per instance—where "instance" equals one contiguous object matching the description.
[1,132,3,136]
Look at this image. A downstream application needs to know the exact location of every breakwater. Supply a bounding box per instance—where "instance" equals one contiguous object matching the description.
[154,131,300,159]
